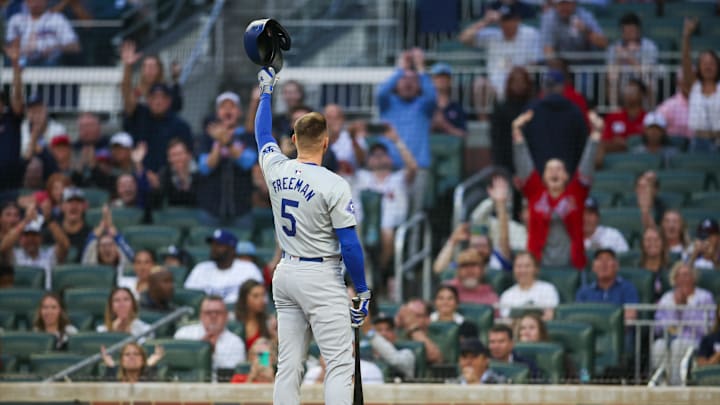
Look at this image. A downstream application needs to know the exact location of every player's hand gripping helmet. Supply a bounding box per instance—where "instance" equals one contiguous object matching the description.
[244,18,292,73]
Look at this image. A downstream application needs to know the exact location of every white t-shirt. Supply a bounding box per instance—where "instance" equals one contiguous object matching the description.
[5,11,78,56]
[354,169,408,229]
[184,259,263,304]
[174,323,246,370]
[303,359,384,385]
[499,280,560,318]
[688,81,720,132]
[331,129,367,170]
[584,225,629,254]
[14,246,56,290]
[20,119,67,156]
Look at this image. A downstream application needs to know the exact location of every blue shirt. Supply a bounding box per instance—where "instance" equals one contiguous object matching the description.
[575,276,639,306]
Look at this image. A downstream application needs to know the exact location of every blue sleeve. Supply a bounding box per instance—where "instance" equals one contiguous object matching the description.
[418,73,437,115]
[335,226,368,293]
[197,153,212,175]
[377,69,404,112]
[235,148,258,170]
[254,93,276,153]
[114,234,135,260]
[625,283,640,304]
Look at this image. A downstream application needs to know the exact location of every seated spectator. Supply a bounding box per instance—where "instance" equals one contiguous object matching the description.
[430,285,479,340]
[602,79,647,153]
[160,245,193,270]
[660,209,688,256]
[697,306,720,367]
[545,58,589,123]
[583,196,629,254]
[354,127,417,278]
[118,249,155,299]
[72,112,108,156]
[45,187,91,262]
[231,337,276,383]
[139,266,176,313]
[0,41,25,198]
[39,134,74,179]
[82,205,134,275]
[637,227,670,301]
[513,110,603,269]
[631,112,679,166]
[304,354,383,385]
[514,313,548,343]
[576,249,639,322]
[682,18,720,151]
[429,63,466,136]
[456,338,505,384]
[499,252,559,320]
[106,132,137,176]
[686,218,720,270]
[653,262,715,385]
[20,94,67,159]
[120,41,182,112]
[184,229,263,305]
[324,104,367,177]
[234,279,269,350]
[443,249,499,306]
[33,292,77,350]
[174,295,247,370]
[150,138,199,209]
[101,342,164,383]
[635,171,666,230]
[363,312,416,380]
[434,224,508,274]
[470,175,526,256]
[5,0,80,66]
[540,0,607,58]
[459,3,540,119]
[111,173,147,210]
[97,287,152,339]
[657,70,691,139]
[488,324,540,380]
[394,298,443,365]
[0,264,14,288]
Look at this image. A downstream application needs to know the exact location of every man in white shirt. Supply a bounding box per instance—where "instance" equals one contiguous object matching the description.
[184,229,263,304]
[174,295,246,370]
[583,197,629,254]
[324,104,367,178]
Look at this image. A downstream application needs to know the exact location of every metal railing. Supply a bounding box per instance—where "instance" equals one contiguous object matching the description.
[393,212,432,303]
[452,166,496,231]
[44,306,194,382]
[178,0,226,85]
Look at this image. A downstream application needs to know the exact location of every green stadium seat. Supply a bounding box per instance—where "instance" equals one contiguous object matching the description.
[254,227,276,250]
[0,288,44,329]
[252,207,274,234]
[360,190,382,248]
[619,191,685,209]
[185,226,252,247]
[667,136,688,151]
[226,319,245,339]
[0,332,55,371]
[1,353,17,373]
[185,245,210,263]
[436,39,471,53]
[485,271,512,296]
[617,250,641,267]
[488,361,529,384]
[427,321,460,364]
[546,320,594,379]
[593,171,635,195]
[514,342,565,384]
[692,364,720,386]
[618,267,655,304]
[143,339,212,382]
[67,311,94,331]
[394,340,427,379]
[656,170,706,195]
[698,271,720,298]
[554,303,623,376]
[173,288,205,314]
[682,208,718,233]
[86,207,143,230]
[0,310,16,330]
[255,247,276,264]
[13,265,46,289]
[64,288,111,328]
[29,353,94,379]
[377,302,401,318]
[81,188,109,208]
[52,265,115,292]
[538,268,579,303]
[599,207,643,245]
[603,153,661,173]
[167,266,188,287]
[687,192,720,209]
[152,208,202,230]
[430,134,464,198]
[67,332,129,355]
[138,310,175,337]
[123,225,181,251]
[589,191,615,208]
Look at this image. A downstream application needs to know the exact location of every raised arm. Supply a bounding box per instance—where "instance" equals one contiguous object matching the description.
[577,111,603,182]
[681,18,698,92]
[120,41,141,115]
[255,68,279,152]
[487,176,512,261]
[385,125,417,183]
[432,223,469,274]
[511,110,536,182]
[4,40,23,116]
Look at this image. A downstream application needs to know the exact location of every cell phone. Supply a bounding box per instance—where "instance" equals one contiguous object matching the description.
[258,351,270,367]
[366,122,389,134]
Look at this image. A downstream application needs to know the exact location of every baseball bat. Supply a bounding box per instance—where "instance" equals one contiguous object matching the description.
[352,297,364,405]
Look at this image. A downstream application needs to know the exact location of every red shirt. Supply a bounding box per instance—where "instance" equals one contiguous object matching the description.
[563,84,589,119]
[522,171,589,270]
[602,109,646,141]
[445,279,499,305]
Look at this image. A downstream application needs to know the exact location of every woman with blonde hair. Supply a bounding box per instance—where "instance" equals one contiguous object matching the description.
[97,287,152,341]
[101,342,164,382]
[33,292,77,350]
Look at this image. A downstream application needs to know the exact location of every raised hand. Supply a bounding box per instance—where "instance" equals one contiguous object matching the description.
[147,345,165,366]
[120,41,142,66]
[683,17,699,38]
[588,110,604,140]
[487,176,510,204]
[383,124,400,143]
[100,345,115,367]
[258,67,279,94]
[3,39,21,66]
[410,47,426,72]
[512,110,534,131]
[451,222,470,243]
[131,141,148,165]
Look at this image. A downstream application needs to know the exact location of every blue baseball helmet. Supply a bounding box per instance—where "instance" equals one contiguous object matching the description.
[244,18,291,72]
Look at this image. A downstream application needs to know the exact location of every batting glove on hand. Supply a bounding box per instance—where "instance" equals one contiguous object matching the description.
[350,290,371,328]
[258,67,279,94]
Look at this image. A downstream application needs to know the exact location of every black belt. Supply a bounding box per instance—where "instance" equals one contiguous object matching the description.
[282,252,325,262]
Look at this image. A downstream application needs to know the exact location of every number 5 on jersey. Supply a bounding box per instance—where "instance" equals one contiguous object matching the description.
[281,198,299,236]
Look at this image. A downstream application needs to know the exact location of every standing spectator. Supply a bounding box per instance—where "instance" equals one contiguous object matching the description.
[686,218,720,270]
[602,79,647,153]
[0,39,26,199]
[456,338,505,384]
[139,266,176,313]
[103,132,136,181]
[637,227,670,301]
[459,3,541,119]
[443,249,499,306]
[487,324,540,380]
[46,187,91,262]
[150,138,199,208]
[512,110,603,269]
[118,248,155,298]
[470,175,525,256]
[72,112,110,188]
[101,342,164,383]
[0,202,22,264]
[429,63,467,136]
[174,295,247,370]
[5,0,80,66]
[631,112,679,166]
[499,252,560,320]
[394,298,444,365]
[377,48,436,218]
[682,18,720,150]
[33,292,77,350]
[653,262,715,385]
[697,306,720,367]
[362,312,416,380]
[184,229,263,305]
[324,104,367,177]
[515,313,548,343]
[575,249,639,321]
[546,58,590,120]
[234,279,269,350]
[39,134,74,179]
[433,223,509,273]
[20,94,67,157]
[660,209,689,256]
[583,196,629,254]
[97,287,152,339]
[635,171,666,230]
[430,285,479,340]
[119,41,182,112]
[657,70,691,139]
[540,0,607,58]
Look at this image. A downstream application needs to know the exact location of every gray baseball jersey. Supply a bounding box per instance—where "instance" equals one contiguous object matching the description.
[259,142,357,257]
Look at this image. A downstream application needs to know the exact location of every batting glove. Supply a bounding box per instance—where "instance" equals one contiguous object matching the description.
[258,67,279,94]
[350,290,371,328]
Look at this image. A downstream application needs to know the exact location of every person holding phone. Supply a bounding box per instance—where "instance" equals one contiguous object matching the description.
[231,337,276,383]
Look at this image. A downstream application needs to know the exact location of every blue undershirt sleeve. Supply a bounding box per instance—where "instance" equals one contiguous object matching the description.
[254,93,276,154]
[334,226,368,293]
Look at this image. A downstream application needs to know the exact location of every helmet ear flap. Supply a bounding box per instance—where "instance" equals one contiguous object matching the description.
[244,18,292,73]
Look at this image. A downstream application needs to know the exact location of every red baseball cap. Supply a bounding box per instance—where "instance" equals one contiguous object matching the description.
[50,134,71,147]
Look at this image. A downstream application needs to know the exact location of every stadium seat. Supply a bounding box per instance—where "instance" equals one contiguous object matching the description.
[682,208,718,233]
[514,342,565,384]
[554,303,623,376]
[13,265,46,289]
[589,191,615,208]
[254,227,276,250]
[546,321,594,379]
[488,361,529,384]
[67,332,129,355]
[593,171,636,195]
[0,332,55,372]
[152,207,202,230]
[538,267,580,303]
[81,188,109,208]
[0,288,44,329]
[598,207,643,245]
[457,303,493,342]
[185,226,252,247]
[138,310,175,337]
[1,353,17,373]
[602,153,661,173]
[173,288,206,314]
[360,190,382,248]
[485,271,512,296]
[617,268,654,304]
[394,340,427,379]
[226,319,245,339]
[692,364,720,386]
[617,250,641,267]
[143,339,212,382]
[687,192,720,210]
[427,321,460,364]
[377,302,401,318]
[656,170,706,195]
[29,353,93,380]
[167,266,188,287]
[123,225,181,251]
[86,207,143,230]
[698,271,720,299]
[52,265,115,293]
[436,40,470,53]
[430,134,464,198]
[252,207,274,236]
[64,288,111,328]
[185,245,210,263]
[67,310,93,332]
[0,310,16,330]
[619,191,685,209]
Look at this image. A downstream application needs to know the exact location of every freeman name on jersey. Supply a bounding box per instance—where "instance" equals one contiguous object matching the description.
[270,176,316,202]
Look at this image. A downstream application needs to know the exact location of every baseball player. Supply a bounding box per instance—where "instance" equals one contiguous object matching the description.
[254,67,371,405]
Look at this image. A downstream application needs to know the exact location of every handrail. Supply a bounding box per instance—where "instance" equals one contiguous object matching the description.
[43,306,194,382]
[178,0,226,85]
[452,166,496,230]
[393,212,432,303]
[680,345,696,387]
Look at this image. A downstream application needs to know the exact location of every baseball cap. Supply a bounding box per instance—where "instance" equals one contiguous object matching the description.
[430,62,453,76]
[460,338,489,356]
[149,83,172,96]
[62,187,86,202]
[23,218,43,233]
[643,112,667,129]
[498,3,521,20]
[696,218,719,240]
[216,91,242,109]
[50,134,71,147]
[584,196,600,213]
[110,132,134,148]
[206,229,239,247]
[457,249,482,266]
[27,93,44,106]
[235,241,257,256]
[594,248,617,259]
[372,312,395,328]
[544,69,566,87]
